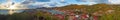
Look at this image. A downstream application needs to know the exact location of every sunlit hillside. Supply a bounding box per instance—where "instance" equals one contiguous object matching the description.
[0,4,120,20]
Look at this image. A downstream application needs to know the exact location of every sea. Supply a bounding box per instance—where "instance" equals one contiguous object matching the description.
[0,9,24,15]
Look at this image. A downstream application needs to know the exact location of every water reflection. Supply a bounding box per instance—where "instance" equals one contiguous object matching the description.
[0,9,24,15]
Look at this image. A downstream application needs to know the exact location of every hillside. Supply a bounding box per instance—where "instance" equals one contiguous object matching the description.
[0,4,120,20]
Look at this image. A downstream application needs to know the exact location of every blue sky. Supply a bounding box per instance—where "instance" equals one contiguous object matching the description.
[0,0,120,15]
[0,0,119,4]
[0,0,6,3]
[0,0,106,4]
[0,0,120,8]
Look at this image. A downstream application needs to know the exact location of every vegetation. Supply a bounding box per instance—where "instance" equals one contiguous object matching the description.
[53,4,120,20]
[0,4,120,20]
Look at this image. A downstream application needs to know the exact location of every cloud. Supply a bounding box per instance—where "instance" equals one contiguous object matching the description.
[76,0,120,4]
[76,0,109,3]
[108,0,120,4]
[19,0,120,9]
[21,0,35,4]
[61,0,65,2]
[20,0,67,9]
[34,0,51,2]
[12,0,25,3]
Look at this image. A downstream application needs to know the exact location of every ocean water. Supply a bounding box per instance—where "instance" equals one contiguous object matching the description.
[0,9,24,15]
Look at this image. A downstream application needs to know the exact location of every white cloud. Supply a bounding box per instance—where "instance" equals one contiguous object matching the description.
[20,0,67,8]
[61,0,64,1]
[108,0,120,4]
[20,0,119,9]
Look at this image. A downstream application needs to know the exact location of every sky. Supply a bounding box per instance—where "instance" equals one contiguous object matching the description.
[0,0,120,8]
[0,0,120,15]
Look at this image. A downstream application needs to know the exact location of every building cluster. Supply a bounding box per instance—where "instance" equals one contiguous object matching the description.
[43,9,103,20]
